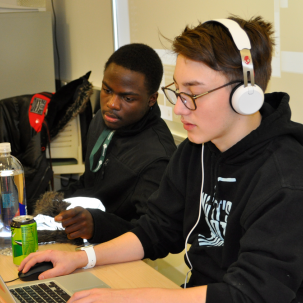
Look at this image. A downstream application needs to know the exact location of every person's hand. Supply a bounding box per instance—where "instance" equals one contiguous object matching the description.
[68,288,124,303]
[18,249,87,280]
[55,207,94,240]
[67,287,202,303]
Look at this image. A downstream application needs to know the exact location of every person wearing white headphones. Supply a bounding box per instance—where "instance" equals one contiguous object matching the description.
[19,16,303,303]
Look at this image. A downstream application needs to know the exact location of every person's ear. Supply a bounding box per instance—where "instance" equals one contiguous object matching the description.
[148,92,158,108]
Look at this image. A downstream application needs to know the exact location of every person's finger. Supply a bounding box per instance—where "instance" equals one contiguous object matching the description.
[68,289,92,303]
[66,223,93,239]
[61,216,80,228]
[66,220,94,239]
[54,214,63,222]
[67,229,84,240]
[55,208,78,222]
[38,267,65,280]
[65,223,85,239]
[18,253,35,271]
[68,289,116,303]
[60,208,86,228]
[18,250,53,273]
[61,213,83,229]
[62,208,91,228]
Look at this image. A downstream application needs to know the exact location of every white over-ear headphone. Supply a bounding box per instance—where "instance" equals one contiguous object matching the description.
[204,19,264,115]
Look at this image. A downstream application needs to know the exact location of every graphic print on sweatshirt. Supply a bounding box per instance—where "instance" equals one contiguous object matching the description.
[198,177,235,247]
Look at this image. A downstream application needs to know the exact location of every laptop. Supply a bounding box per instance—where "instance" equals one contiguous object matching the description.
[0,271,110,303]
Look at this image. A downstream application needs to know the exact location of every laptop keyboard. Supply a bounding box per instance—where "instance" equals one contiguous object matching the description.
[10,281,71,303]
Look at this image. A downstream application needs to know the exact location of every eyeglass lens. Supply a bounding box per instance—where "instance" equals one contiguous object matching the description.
[179,93,195,109]
[164,89,195,110]
[164,89,177,104]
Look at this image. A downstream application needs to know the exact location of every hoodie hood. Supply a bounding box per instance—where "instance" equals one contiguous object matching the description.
[207,92,303,165]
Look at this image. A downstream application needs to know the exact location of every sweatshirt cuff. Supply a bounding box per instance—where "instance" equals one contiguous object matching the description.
[87,208,104,243]
[206,283,233,303]
[87,208,135,244]
[130,226,155,259]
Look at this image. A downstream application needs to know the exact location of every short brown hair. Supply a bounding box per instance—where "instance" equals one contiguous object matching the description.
[171,16,275,92]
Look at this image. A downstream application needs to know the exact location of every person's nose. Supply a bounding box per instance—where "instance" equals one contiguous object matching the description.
[107,94,121,110]
[174,95,190,116]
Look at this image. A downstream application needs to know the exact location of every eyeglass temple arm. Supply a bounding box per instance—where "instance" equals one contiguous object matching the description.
[205,80,243,95]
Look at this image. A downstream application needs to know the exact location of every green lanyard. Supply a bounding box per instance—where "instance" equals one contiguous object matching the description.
[89,128,115,172]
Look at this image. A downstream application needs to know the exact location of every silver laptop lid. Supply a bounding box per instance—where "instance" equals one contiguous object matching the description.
[0,275,16,303]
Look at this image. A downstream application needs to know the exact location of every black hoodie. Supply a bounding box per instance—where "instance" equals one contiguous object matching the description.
[59,102,176,243]
[132,92,303,303]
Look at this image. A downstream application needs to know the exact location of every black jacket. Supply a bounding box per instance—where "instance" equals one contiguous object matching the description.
[132,92,303,303]
[0,93,52,214]
[60,103,176,243]
[0,72,93,214]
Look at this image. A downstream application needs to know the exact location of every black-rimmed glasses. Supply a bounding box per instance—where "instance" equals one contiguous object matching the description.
[161,80,242,110]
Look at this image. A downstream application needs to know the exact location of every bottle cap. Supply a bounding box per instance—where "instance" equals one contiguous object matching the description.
[0,142,11,153]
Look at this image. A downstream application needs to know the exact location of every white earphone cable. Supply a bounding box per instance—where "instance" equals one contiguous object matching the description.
[184,143,205,288]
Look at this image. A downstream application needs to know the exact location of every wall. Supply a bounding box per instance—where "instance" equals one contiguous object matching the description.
[45,0,114,90]
[0,11,55,99]
[127,0,303,138]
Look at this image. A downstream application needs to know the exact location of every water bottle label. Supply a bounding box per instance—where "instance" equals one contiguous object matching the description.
[2,193,15,208]
[19,203,26,216]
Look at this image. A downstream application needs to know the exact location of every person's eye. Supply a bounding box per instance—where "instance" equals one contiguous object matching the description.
[102,87,112,94]
[123,96,134,102]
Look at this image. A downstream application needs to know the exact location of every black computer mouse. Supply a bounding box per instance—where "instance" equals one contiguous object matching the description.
[18,261,54,281]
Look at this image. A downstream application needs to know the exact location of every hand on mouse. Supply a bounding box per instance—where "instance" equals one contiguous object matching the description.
[55,207,94,240]
[18,249,88,280]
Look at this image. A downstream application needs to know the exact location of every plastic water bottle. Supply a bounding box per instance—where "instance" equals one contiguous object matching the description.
[0,142,27,253]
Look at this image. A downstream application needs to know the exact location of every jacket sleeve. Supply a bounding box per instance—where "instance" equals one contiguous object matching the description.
[87,159,172,244]
[87,209,135,243]
[207,187,303,303]
[131,149,188,260]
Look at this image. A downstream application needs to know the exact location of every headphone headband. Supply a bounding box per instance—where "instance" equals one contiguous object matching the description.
[210,19,251,50]
[204,19,254,86]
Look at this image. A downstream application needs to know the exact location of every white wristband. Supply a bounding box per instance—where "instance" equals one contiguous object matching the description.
[80,246,96,269]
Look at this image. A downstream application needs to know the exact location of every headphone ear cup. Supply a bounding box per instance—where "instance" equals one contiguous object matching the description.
[230,83,264,115]
[229,83,243,113]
